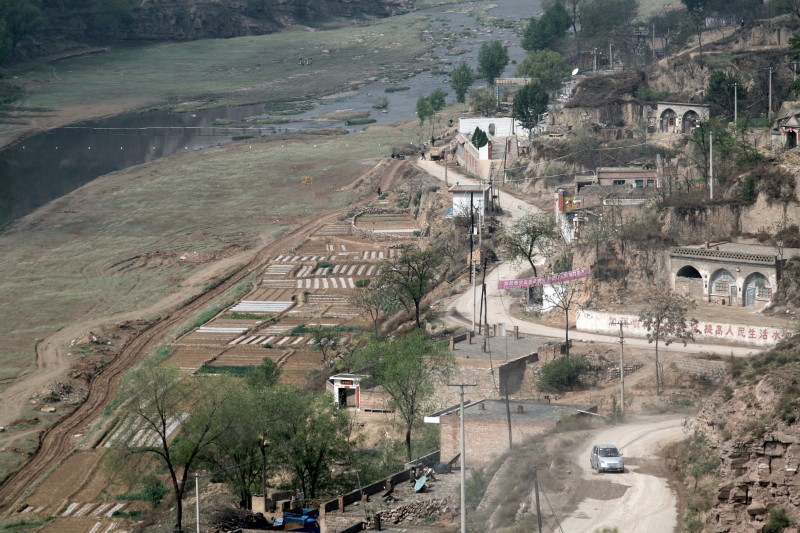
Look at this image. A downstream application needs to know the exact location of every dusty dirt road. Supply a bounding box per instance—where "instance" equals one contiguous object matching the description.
[559,415,687,533]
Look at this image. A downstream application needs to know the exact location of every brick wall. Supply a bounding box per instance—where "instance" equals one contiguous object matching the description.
[440,414,555,467]
[675,357,729,381]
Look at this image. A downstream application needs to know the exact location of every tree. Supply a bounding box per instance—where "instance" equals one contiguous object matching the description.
[0,0,42,54]
[114,365,233,532]
[513,82,549,142]
[502,212,557,276]
[578,0,638,39]
[273,391,352,498]
[515,50,568,92]
[450,61,474,103]
[245,357,281,390]
[522,1,570,51]
[477,40,509,86]
[310,326,343,364]
[349,280,398,336]
[350,331,454,460]
[704,71,746,119]
[416,95,433,127]
[428,88,447,113]
[471,126,488,148]
[379,245,442,327]
[469,88,496,116]
[638,292,697,395]
[542,279,583,356]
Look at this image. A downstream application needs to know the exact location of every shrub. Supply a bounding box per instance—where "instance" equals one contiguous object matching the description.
[346,118,377,126]
[538,355,591,392]
[763,508,791,533]
[355,279,370,288]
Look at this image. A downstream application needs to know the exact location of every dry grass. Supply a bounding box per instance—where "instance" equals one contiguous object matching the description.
[0,121,417,385]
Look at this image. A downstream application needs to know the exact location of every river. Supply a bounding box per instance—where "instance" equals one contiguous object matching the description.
[0,0,541,224]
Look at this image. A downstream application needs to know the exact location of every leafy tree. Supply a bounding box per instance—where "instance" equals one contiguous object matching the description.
[502,212,557,276]
[477,40,509,86]
[450,60,474,103]
[704,71,746,118]
[310,326,343,364]
[515,50,568,92]
[379,245,442,327]
[245,356,281,390]
[578,0,638,40]
[428,87,447,113]
[90,0,134,40]
[113,365,233,532]
[350,331,454,460]
[471,126,488,148]
[522,1,570,51]
[469,88,496,117]
[638,292,697,395]
[687,120,736,190]
[542,279,582,356]
[513,82,549,141]
[273,391,352,498]
[416,95,433,127]
[0,0,42,54]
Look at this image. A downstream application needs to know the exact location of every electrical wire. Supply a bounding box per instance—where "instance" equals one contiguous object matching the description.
[541,487,565,533]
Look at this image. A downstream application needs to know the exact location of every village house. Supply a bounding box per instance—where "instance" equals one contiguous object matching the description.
[649,102,710,134]
[448,182,491,217]
[453,117,523,180]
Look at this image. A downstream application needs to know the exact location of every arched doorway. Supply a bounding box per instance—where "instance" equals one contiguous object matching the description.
[660,109,677,132]
[682,110,700,134]
[710,269,737,305]
[743,273,771,307]
[675,265,703,297]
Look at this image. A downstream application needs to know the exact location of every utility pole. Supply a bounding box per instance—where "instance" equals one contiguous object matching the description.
[652,22,656,62]
[592,48,598,72]
[448,383,477,533]
[734,82,738,125]
[533,465,543,533]
[611,320,630,414]
[195,472,201,533]
[609,42,613,70]
[709,131,714,200]
[768,66,773,118]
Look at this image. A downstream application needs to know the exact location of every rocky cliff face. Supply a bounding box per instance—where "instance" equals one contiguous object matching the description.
[693,337,800,532]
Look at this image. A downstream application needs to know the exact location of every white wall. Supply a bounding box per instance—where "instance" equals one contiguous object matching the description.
[576,309,792,348]
[459,118,529,139]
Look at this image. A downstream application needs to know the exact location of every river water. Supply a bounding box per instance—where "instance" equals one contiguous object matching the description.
[0,0,541,223]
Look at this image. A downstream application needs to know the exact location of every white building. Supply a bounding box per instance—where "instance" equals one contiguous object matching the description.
[448,183,490,217]
[458,117,529,139]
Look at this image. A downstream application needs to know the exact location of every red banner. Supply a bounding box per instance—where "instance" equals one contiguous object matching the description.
[498,267,591,289]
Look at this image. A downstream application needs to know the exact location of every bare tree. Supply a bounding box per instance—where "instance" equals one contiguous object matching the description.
[542,279,584,356]
[113,365,232,532]
[348,279,397,337]
[503,212,557,277]
[379,245,442,327]
[638,292,698,395]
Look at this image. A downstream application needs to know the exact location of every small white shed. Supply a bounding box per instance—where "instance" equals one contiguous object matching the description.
[449,183,490,217]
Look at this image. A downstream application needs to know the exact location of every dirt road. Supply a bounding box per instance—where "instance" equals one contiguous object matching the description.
[559,415,686,533]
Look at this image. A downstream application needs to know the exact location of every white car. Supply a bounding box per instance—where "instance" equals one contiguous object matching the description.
[590,444,624,473]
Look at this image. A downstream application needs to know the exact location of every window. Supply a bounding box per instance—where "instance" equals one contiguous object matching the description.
[712,270,735,294]
[613,179,626,186]
[647,179,655,187]
[634,179,644,187]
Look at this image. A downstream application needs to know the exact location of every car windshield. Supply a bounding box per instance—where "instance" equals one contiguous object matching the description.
[599,448,619,457]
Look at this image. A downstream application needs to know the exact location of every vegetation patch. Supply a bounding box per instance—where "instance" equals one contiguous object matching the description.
[197,365,254,377]
[346,117,377,126]
[384,86,410,93]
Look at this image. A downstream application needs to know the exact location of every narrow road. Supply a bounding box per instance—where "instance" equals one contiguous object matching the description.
[416,159,760,357]
[559,415,686,533]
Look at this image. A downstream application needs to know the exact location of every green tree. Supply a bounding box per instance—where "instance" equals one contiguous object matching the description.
[350,331,454,460]
[477,40,509,86]
[428,87,447,113]
[522,1,570,51]
[450,60,474,103]
[245,357,281,390]
[579,0,638,39]
[515,50,568,92]
[274,391,353,498]
[469,88,496,116]
[0,0,42,54]
[379,244,442,327]
[704,71,746,119]
[538,354,590,392]
[638,292,697,395]
[471,126,488,148]
[502,212,557,276]
[513,82,549,141]
[113,365,233,532]
[416,94,433,127]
